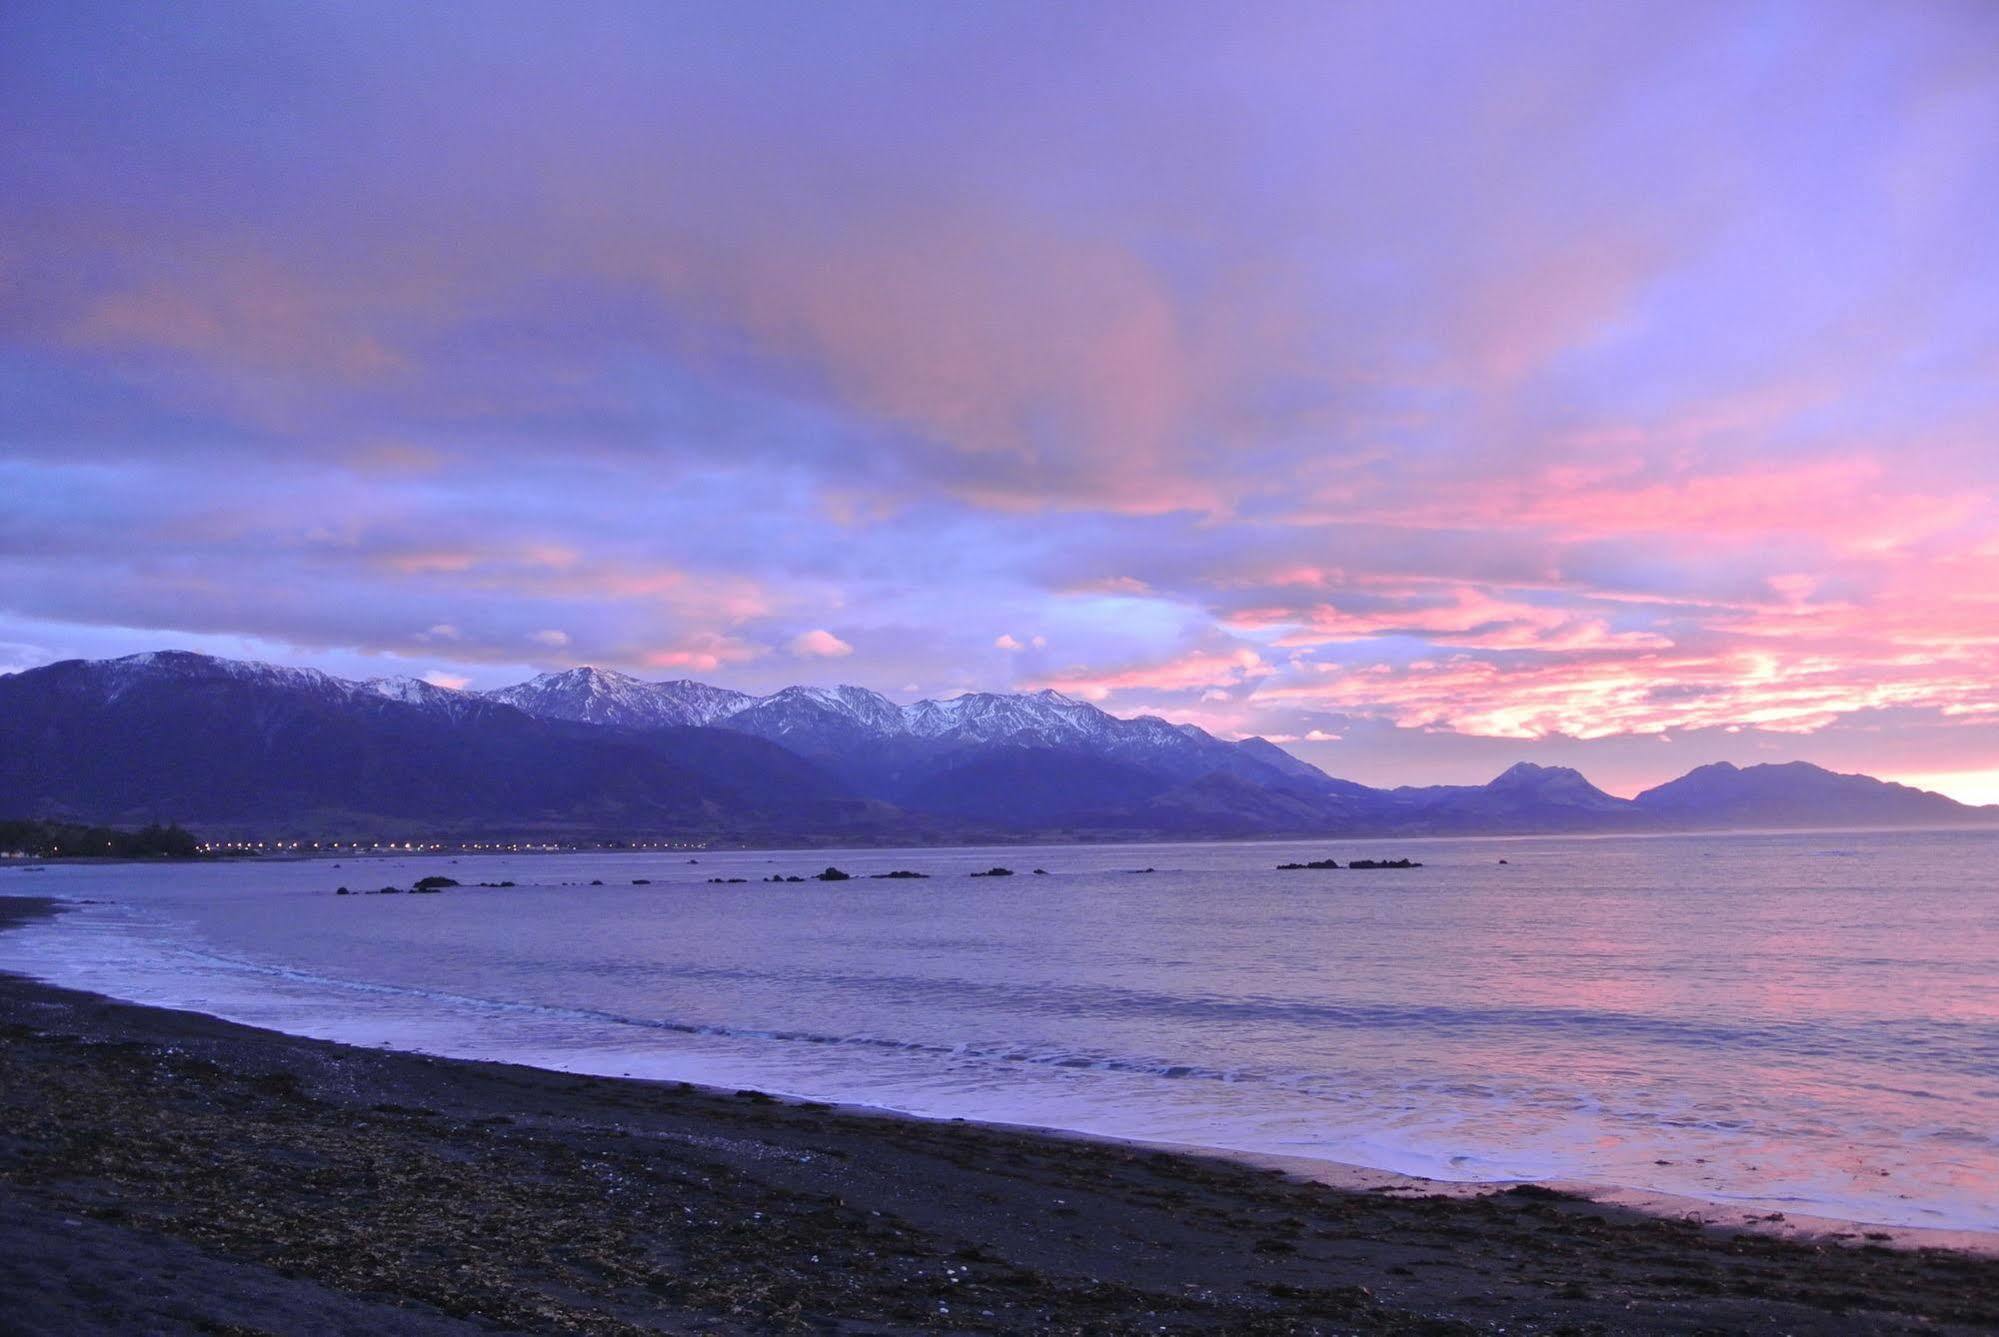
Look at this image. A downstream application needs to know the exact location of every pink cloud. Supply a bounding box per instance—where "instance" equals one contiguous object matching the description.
[653,208,1229,516]
[71,265,407,384]
[1227,585,1671,652]
[641,633,767,672]
[1065,576,1153,596]
[11,1,1999,786]
[1258,642,1999,741]
[366,541,772,623]
[1514,458,1978,553]
[1028,647,1272,702]
[1453,229,1664,387]
[381,549,481,575]
[788,628,854,659]
[1320,454,1982,560]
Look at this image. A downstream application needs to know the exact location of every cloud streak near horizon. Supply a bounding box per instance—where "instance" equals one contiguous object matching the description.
[3,0,1998,796]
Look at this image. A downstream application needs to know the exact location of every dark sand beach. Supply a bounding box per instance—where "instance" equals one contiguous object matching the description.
[2,895,1995,1335]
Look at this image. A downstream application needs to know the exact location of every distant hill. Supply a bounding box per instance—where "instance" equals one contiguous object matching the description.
[1630,761,1979,830]
[1,652,1991,841]
[1391,762,1642,834]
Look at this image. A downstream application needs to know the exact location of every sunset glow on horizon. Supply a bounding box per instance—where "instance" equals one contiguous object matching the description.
[4,1,1998,799]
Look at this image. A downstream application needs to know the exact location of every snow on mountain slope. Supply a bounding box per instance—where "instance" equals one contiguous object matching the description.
[651,679,759,726]
[44,653,1329,796]
[485,667,752,728]
[479,667,1328,785]
[48,654,1332,789]
[19,652,1985,836]
[901,688,1116,746]
[52,653,510,724]
[359,675,514,723]
[728,684,909,738]
[362,675,461,707]
[72,650,354,704]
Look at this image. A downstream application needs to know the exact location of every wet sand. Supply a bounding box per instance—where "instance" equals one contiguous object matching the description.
[2,894,1995,1334]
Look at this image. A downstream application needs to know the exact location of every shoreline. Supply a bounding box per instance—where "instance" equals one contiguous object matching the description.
[3,895,1996,1333]
[9,871,1995,1248]
[11,816,1999,864]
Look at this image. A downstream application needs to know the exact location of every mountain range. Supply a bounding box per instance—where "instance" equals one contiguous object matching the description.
[1,651,1990,842]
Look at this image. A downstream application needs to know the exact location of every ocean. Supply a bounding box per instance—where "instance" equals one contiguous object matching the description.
[3,828,1995,1232]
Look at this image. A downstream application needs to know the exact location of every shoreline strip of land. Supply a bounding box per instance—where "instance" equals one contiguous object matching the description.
[2,893,1996,1334]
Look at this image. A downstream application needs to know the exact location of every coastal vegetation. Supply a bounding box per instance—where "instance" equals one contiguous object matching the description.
[0,818,199,860]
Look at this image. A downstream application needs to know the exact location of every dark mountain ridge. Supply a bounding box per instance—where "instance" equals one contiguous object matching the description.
[1,652,1990,841]
[0,653,903,840]
[1630,760,1978,830]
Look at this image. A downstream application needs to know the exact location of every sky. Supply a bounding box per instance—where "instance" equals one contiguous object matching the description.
[4,1,1998,800]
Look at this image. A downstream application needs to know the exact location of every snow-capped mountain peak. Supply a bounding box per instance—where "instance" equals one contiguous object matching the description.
[54,654,1333,791]
[727,684,908,738]
[484,667,751,728]
[79,650,354,704]
[648,679,758,726]
[362,675,461,706]
[461,666,1332,789]
[9,650,1987,839]
[899,688,1116,746]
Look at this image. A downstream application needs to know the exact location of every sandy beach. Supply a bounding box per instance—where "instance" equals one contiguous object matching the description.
[2,895,1995,1334]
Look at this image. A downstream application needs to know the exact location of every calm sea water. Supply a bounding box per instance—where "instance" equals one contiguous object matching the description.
[3,829,1996,1231]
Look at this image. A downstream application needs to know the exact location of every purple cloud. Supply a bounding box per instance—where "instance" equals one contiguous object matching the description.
[3,0,1997,797]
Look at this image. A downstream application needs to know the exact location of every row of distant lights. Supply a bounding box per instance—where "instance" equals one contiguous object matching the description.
[192,839,708,853]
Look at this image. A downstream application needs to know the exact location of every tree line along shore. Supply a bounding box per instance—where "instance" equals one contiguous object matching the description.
[0,818,199,860]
